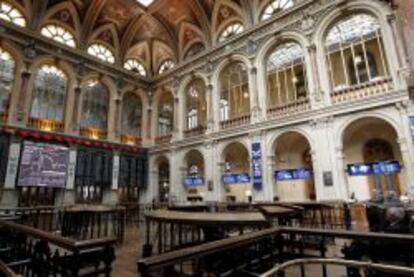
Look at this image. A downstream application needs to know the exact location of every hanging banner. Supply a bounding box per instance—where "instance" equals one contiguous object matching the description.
[251,142,263,190]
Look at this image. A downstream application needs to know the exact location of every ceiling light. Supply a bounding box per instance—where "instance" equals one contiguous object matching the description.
[137,0,154,7]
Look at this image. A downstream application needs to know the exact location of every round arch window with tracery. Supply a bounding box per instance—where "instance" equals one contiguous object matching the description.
[324,13,389,92]
[219,61,250,121]
[186,79,206,130]
[124,59,146,77]
[261,0,294,21]
[80,80,109,130]
[266,42,307,108]
[30,65,68,122]
[158,60,175,74]
[0,1,26,27]
[121,93,142,137]
[87,44,115,64]
[218,23,244,42]
[0,47,15,118]
[41,24,76,48]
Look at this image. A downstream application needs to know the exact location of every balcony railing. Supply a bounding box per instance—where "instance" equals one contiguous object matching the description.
[121,134,142,146]
[27,117,64,132]
[220,114,251,129]
[79,127,108,140]
[155,134,172,144]
[184,126,206,137]
[331,77,393,104]
[267,98,310,119]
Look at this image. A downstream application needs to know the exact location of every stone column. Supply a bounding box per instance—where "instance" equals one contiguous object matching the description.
[1,137,21,206]
[397,138,414,196]
[335,147,350,199]
[307,44,324,107]
[387,14,409,75]
[172,96,181,140]
[103,151,119,205]
[267,155,276,201]
[62,145,77,205]
[206,83,215,133]
[249,67,261,123]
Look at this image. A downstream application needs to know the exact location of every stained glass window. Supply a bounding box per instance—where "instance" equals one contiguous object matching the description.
[87,44,115,64]
[121,93,142,137]
[0,47,15,115]
[0,1,26,27]
[261,0,294,21]
[31,65,67,121]
[124,59,146,77]
[219,23,244,42]
[41,24,76,48]
[81,81,109,129]
[158,59,175,74]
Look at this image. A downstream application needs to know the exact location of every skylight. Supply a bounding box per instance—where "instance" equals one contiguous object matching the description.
[267,42,304,71]
[137,0,154,7]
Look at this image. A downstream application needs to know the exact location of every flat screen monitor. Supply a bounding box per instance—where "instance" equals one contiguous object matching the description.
[183,177,204,186]
[17,141,69,188]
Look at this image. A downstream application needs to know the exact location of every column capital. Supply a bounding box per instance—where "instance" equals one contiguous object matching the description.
[250,66,258,75]
[387,13,397,24]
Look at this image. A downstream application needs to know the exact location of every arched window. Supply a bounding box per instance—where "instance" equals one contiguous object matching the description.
[158,59,175,74]
[266,42,307,108]
[185,79,206,130]
[219,61,250,120]
[81,81,109,130]
[0,1,26,27]
[30,65,67,122]
[158,92,173,136]
[124,59,146,77]
[325,14,389,90]
[261,0,294,21]
[218,23,244,42]
[121,93,142,137]
[87,44,115,64]
[41,24,76,48]
[0,47,15,116]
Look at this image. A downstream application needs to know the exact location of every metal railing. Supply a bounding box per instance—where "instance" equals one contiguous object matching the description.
[262,258,414,277]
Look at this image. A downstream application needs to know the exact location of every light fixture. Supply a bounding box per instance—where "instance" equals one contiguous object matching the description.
[243,91,249,98]
[136,0,154,7]
[292,76,298,83]
[354,55,363,65]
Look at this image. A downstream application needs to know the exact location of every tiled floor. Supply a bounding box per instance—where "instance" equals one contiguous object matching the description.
[112,225,143,277]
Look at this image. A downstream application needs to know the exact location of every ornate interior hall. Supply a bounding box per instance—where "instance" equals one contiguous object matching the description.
[0,0,414,276]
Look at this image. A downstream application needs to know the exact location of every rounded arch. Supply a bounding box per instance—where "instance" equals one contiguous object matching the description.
[255,31,310,66]
[269,128,315,154]
[182,40,206,61]
[214,19,244,43]
[212,0,244,39]
[0,40,24,71]
[80,73,117,99]
[178,73,209,98]
[336,113,403,150]
[87,23,120,60]
[38,1,81,45]
[313,1,399,92]
[220,139,251,162]
[28,56,76,82]
[212,55,252,88]
[183,148,205,170]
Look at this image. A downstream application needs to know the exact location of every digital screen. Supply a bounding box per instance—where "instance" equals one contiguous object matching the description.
[183,177,204,186]
[347,161,401,176]
[222,173,250,185]
[274,169,312,181]
[17,141,69,188]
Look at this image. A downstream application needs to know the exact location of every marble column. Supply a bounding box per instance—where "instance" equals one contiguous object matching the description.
[206,83,215,133]
[1,137,21,206]
[307,44,324,107]
[249,67,261,123]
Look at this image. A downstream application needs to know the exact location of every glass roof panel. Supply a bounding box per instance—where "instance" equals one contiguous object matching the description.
[267,42,304,71]
[326,14,380,46]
